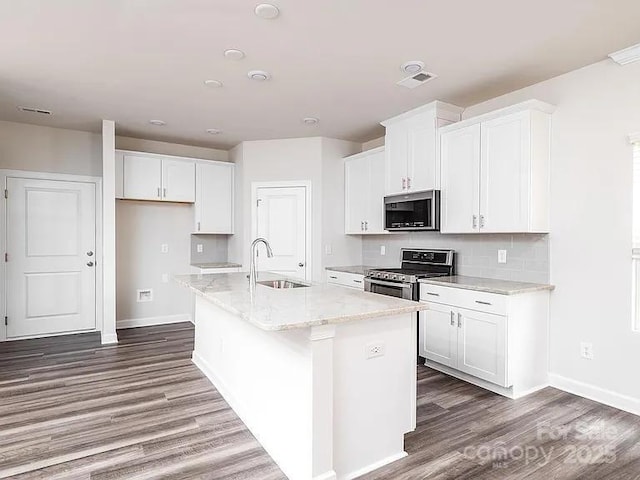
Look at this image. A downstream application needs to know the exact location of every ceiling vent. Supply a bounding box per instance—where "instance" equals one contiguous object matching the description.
[396,71,437,89]
[17,106,52,115]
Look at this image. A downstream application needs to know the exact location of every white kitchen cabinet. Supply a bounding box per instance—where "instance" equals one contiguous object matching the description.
[120,151,195,203]
[344,147,385,234]
[419,282,550,398]
[440,124,481,233]
[439,100,554,234]
[326,270,365,290]
[381,101,463,196]
[194,161,234,234]
[162,159,195,203]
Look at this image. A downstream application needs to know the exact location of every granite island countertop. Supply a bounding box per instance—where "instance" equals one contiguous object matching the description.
[176,272,426,331]
[419,275,555,295]
[325,265,379,276]
[191,262,242,269]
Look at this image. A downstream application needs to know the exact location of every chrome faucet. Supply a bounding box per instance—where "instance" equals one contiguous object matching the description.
[249,237,274,291]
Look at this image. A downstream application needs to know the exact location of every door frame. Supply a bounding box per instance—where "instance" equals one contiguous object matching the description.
[0,169,103,342]
[250,181,312,282]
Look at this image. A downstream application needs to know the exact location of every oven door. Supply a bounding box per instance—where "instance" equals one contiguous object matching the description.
[364,278,414,300]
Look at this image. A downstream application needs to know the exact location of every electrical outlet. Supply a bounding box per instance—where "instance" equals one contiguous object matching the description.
[136,289,153,303]
[380,245,386,256]
[580,342,594,360]
[325,244,332,255]
[498,249,507,264]
[161,273,169,283]
[161,244,169,254]
[366,341,385,359]
[196,244,204,253]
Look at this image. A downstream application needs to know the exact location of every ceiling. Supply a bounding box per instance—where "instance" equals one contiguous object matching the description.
[1,0,639,149]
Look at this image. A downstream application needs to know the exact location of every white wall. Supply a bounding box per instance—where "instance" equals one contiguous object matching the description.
[228,137,361,282]
[463,58,640,409]
[0,120,102,175]
[116,201,193,324]
[116,136,229,162]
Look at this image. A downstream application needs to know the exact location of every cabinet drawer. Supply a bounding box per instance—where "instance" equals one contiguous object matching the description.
[420,283,507,316]
[326,270,365,290]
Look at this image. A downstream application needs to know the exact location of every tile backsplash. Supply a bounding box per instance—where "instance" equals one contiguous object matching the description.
[190,234,229,265]
[362,233,549,284]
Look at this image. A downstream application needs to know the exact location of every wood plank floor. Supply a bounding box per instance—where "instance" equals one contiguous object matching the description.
[0,323,638,479]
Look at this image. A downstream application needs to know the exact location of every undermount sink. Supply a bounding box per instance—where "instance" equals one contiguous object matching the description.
[258,279,309,289]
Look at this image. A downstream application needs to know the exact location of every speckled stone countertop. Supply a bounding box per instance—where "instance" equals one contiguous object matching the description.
[419,276,555,295]
[176,272,425,331]
[325,265,378,276]
[191,262,242,269]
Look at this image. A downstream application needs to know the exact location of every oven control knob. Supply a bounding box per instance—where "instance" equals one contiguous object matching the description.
[398,275,405,282]
[390,274,397,280]
[383,273,389,279]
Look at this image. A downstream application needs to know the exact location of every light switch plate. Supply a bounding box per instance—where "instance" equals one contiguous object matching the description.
[325,244,332,255]
[161,273,169,283]
[380,245,386,256]
[161,244,169,254]
[498,250,507,264]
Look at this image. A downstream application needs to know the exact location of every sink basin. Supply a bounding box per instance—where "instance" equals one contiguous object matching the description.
[258,279,309,289]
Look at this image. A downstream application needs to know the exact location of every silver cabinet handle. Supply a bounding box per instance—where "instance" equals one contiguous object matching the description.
[197,221,201,232]
[402,178,406,190]
[479,215,485,228]
[364,221,368,231]
[361,221,364,231]
[157,187,161,198]
[472,215,478,229]
[407,177,411,189]
[353,279,362,284]
[163,187,167,198]
[450,311,455,326]
[86,261,94,267]
[329,276,338,280]
[425,292,440,297]
[87,251,94,257]
[458,312,462,328]
[475,300,492,306]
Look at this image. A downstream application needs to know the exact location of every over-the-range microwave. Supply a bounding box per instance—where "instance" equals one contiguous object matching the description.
[384,190,440,231]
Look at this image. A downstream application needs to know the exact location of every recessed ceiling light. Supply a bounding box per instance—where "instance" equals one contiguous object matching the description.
[149,119,166,126]
[204,79,223,88]
[255,3,280,19]
[205,128,223,135]
[302,117,319,125]
[224,49,245,60]
[247,70,271,81]
[400,61,425,74]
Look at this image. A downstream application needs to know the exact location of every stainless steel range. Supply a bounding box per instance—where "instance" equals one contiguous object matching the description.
[365,248,455,300]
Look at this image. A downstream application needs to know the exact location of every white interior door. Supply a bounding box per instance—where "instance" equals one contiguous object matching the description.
[5,177,97,338]
[255,186,307,281]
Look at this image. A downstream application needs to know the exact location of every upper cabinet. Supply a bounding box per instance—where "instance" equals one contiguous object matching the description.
[440,100,554,234]
[381,101,463,196]
[344,147,386,234]
[119,152,195,202]
[195,161,234,234]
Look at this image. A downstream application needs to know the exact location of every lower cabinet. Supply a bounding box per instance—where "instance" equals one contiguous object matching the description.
[419,283,549,398]
[326,270,365,290]
[420,303,507,386]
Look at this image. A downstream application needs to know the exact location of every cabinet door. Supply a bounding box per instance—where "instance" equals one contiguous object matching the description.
[366,149,386,233]
[384,125,408,195]
[419,303,458,368]
[457,308,508,387]
[195,162,234,233]
[407,117,437,192]
[344,156,369,234]
[440,124,481,233]
[123,154,162,201]
[162,159,195,202]
[479,112,530,232]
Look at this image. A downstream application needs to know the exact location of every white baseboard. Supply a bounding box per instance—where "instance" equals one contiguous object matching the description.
[117,314,192,329]
[549,373,640,417]
[313,470,337,480]
[100,332,119,344]
[342,451,407,480]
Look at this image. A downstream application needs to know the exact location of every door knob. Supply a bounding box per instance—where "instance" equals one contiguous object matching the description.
[87,251,94,257]
[298,262,305,267]
[87,261,95,267]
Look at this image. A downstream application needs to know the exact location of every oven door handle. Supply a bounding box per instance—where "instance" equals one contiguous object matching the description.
[366,278,413,289]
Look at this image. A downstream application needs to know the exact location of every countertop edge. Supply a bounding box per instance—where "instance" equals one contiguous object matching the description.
[418,277,555,296]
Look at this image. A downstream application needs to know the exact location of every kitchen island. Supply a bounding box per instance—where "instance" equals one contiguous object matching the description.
[176,272,427,480]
